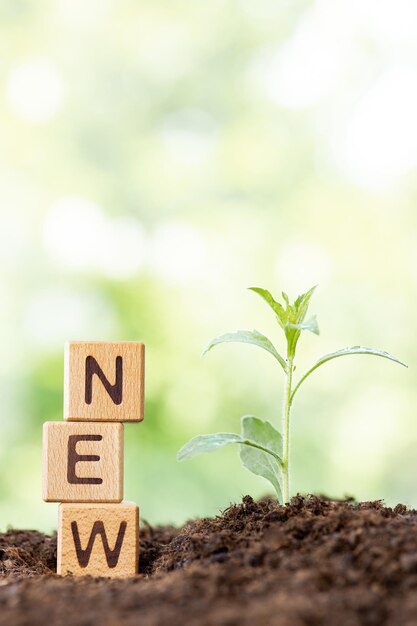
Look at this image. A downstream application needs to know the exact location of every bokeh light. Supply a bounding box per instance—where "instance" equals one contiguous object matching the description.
[7,57,65,123]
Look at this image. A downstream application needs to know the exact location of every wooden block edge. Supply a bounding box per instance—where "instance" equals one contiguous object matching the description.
[57,502,139,577]
[41,422,50,502]
[42,422,124,503]
[63,341,145,423]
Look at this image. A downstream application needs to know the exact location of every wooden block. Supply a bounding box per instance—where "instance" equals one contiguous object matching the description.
[64,341,145,422]
[42,421,123,502]
[58,502,138,577]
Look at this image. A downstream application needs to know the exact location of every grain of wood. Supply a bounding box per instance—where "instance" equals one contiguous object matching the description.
[42,421,123,502]
[64,341,145,422]
[58,502,139,577]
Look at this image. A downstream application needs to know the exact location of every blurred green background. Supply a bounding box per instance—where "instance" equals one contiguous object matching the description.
[0,0,415,532]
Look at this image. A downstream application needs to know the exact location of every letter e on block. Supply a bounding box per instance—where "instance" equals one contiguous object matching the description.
[42,422,123,502]
[58,502,138,577]
[64,341,145,422]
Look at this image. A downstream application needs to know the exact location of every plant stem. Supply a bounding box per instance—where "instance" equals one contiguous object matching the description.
[281,357,294,504]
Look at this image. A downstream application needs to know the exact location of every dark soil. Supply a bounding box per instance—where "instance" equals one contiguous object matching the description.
[1,495,417,625]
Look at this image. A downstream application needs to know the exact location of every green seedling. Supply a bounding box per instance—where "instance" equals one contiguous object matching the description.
[177,286,407,503]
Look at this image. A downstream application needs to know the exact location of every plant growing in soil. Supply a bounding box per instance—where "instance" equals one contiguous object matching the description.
[177,286,407,504]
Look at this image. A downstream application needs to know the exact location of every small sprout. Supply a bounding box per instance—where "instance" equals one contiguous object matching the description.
[177,287,407,504]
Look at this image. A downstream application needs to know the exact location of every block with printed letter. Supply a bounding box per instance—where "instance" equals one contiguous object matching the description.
[64,341,145,422]
[42,421,123,502]
[58,502,138,577]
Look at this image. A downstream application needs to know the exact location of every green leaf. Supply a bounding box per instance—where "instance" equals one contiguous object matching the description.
[287,314,320,336]
[291,346,408,400]
[248,287,286,327]
[239,416,283,501]
[249,286,318,361]
[177,433,243,461]
[201,329,286,371]
[177,431,284,464]
[293,285,317,324]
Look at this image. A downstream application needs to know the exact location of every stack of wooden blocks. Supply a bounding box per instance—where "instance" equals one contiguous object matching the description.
[42,341,145,578]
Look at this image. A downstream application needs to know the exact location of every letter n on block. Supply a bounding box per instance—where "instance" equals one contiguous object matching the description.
[58,503,138,577]
[42,422,123,502]
[64,341,145,422]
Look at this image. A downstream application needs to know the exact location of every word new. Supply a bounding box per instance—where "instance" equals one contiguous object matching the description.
[42,341,145,577]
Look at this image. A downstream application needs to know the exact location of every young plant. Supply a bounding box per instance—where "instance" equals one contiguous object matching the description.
[177,287,407,504]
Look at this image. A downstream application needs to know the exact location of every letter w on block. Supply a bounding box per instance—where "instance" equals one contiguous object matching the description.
[58,503,139,577]
[71,520,127,568]
[64,341,145,422]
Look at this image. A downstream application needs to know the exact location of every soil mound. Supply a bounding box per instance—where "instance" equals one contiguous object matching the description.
[1,495,417,625]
